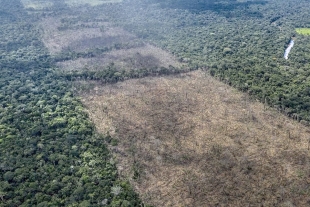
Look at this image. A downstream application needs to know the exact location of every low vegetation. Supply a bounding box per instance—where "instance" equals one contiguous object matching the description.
[21,0,122,9]
[65,0,123,7]
[296,28,310,35]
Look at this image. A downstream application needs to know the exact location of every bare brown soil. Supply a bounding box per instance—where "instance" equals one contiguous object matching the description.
[80,71,310,207]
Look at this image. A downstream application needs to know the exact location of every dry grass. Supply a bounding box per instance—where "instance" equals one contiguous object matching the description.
[65,0,123,7]
[40,17,122,54]
[80,70,310,207]
[40,16,183,72]
[22,0,122,9]
[21,0,53,9]
[40,17,97,54]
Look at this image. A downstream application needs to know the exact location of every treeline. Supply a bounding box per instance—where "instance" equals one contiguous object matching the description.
[60,63,190,84]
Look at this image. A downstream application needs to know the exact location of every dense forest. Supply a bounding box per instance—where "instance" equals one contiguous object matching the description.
[1,0,310,206]
[0,0,142,206]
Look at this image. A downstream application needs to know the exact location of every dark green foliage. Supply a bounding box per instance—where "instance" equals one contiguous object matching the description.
[60,63,188,85]
[148,0,267,17]
[0,1,142,206]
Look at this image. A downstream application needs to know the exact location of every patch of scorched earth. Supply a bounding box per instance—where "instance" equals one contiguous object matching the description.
[80,70,310,207]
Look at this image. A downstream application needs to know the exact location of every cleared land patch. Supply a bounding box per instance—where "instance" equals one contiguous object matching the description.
[40,16,184,76]
[40,17,127,54]
[21,0,122,9]
[79,70,310,207]
[65,0,122,6]
[56,44,183,72]
[21,0,53,9]
[296,28,310,35]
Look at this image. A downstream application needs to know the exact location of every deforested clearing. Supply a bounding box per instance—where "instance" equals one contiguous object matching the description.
[79,70,310,207]
[39,17,128,54]
[296,28,310,35]
[39,16,183,73]
[56,43,183,72]
[21,0,122,9]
